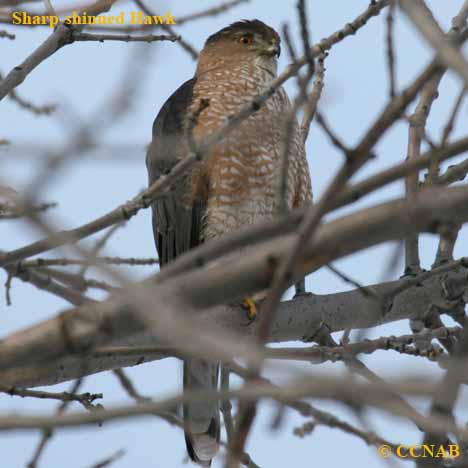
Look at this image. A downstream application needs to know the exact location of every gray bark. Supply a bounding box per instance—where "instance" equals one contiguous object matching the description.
[1,187,468,387]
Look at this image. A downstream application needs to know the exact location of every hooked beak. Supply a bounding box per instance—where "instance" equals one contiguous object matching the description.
[261,43,281,58]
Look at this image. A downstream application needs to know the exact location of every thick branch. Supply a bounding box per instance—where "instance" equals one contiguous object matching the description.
[1,188,468,387]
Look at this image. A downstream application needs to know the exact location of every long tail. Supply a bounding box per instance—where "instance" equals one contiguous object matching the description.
[183,357,220,466]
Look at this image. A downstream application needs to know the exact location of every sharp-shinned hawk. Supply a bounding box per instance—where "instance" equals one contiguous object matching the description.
[146,19,312,466]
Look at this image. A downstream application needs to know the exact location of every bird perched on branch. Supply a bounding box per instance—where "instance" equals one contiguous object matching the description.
[146,19,312,466]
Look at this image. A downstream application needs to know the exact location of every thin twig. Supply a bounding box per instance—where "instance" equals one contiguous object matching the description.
[277,67,315,213]
[386,0,397,97]
[440,87,466,146]
[35,267,116,293]
[0,384,102,409]
[72,32,180,43]
[112,369,182,427]
[27,379,84,468]
[113,369,150,403]
[326,264,380,299]
[405,74,442,273]
[402,113,437,149]
[87,449,125,468]
[176,0,250,25]
[221,367,234,442]
[3,260,94,306]
[0,201,57,219]
[337,136,468,207]
[20,256,159,267]
[267,326,453,364]
[0,29,15,40]
[133,0,198,60]
[315,111,352,157]
[301,53,326,142]
[433,221,461,268]
[282,24,298,63]
[186,98,211,155]
[297,0,314,74]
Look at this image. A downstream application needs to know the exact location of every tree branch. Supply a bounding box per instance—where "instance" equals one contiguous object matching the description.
[1,188,468,387]
[71,32,180,43]
[0,0,119,100]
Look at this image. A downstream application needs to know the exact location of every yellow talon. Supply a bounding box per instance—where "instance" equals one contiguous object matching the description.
[241,297,258,321]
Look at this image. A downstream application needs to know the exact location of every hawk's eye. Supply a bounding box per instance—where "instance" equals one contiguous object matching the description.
[239,35,253,45]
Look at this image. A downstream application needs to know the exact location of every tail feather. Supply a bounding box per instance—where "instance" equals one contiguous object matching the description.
[183,358,220,466]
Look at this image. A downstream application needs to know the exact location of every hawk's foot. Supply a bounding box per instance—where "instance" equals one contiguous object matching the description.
[241,297,258,322]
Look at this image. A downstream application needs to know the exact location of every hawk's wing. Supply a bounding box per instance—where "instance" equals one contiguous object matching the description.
[146,79,219,465]
[146,78,204,266]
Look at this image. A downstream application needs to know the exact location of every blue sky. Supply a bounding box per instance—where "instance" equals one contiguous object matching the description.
[1,0,468,467]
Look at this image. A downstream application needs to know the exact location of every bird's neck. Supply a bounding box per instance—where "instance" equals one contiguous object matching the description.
[195,58,276,90]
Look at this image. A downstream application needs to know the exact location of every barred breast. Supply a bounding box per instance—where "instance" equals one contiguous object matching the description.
[188,61,310,241]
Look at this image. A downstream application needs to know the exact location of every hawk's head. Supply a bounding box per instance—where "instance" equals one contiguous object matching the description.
[198,20,281,75]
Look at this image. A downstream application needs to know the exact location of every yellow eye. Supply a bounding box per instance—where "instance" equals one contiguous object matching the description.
[239,35,253,45]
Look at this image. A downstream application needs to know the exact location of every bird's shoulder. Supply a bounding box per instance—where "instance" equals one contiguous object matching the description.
[152,77,196,138]
[146,78,196,177]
